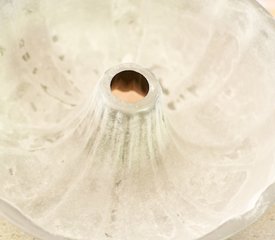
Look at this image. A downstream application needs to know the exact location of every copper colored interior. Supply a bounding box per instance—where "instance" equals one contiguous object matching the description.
[110,70,149,103]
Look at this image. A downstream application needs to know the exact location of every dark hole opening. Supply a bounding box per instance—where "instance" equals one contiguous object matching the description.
[110,70,149,103]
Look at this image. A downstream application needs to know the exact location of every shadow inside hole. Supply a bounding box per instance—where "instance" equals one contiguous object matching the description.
[110,70,149,103]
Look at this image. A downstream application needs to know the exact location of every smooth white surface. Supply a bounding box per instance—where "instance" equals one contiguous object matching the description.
[0,0,275,239]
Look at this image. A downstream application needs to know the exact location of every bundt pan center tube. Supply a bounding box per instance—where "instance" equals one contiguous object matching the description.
[0,0,275,240]
[100,63,161,114]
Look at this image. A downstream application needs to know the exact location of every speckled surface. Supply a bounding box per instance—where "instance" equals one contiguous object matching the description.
[0,217,36,240]
[0,1,275,240]
[227,204,275,240]
[0,204,274,239]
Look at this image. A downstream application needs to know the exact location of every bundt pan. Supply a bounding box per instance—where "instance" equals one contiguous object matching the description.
[0,0,275,239]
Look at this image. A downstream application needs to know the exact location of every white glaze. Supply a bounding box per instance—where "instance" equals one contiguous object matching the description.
[0,0,275,239]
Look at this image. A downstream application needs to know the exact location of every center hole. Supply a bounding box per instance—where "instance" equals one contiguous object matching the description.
[110,70,149,103]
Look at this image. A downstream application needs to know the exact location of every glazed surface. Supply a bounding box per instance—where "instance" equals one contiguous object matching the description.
[0,0,275,239]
